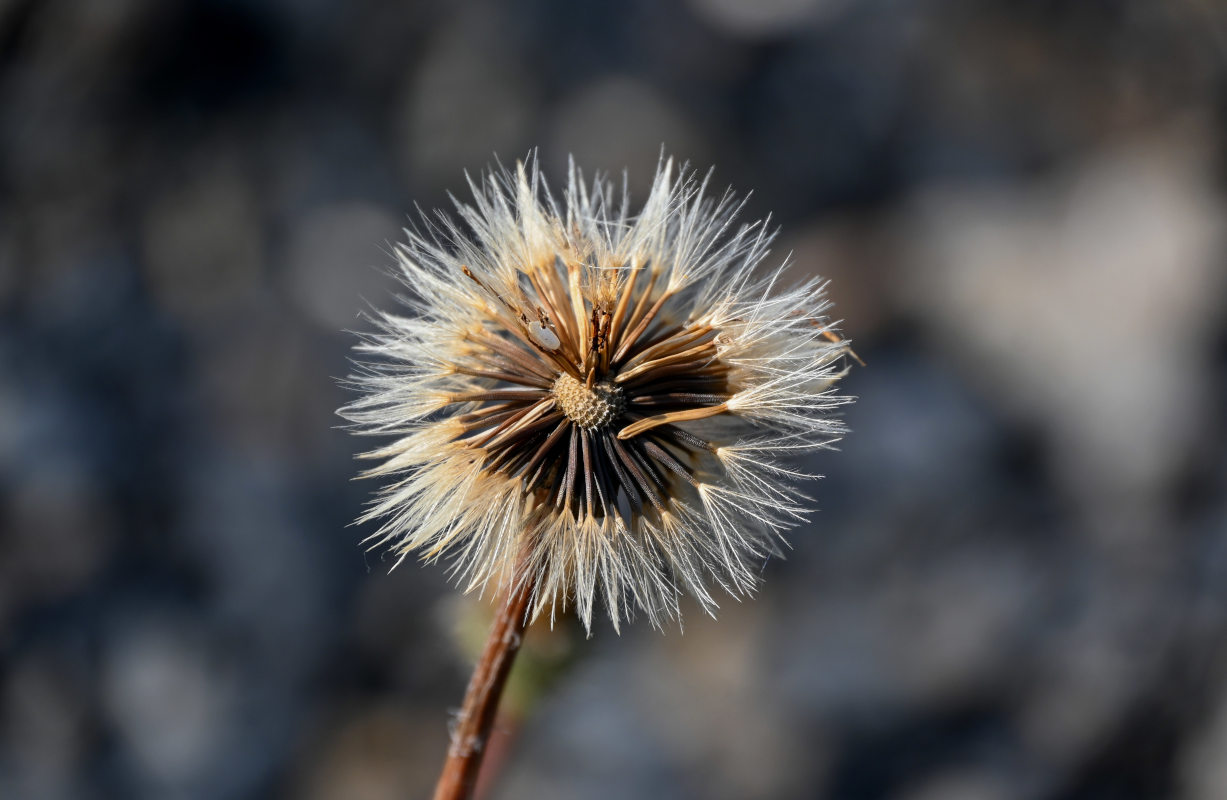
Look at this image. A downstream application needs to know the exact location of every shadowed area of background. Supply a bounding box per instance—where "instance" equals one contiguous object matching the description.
[1,1,1225,798]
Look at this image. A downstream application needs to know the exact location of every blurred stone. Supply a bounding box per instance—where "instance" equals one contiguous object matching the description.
[1017,576,1173,768]
[1,648,89,799]
[684,0,849,38]
[194,309,315,457]
[546,77,708,199]
[898,768,1020,800]
[779,216,895,339]
[2,458,113,605]
[293,705,439,800]
[141,157,264,324]
[1180,678,1227,800]
[0,221,17,306]
[102,621,237,791]
[878,551,1036,704]
[352,566,455,689]
[285,201,401,331]
[498,656,681,800]
[775,544,1042,716]
[894,126,1227,538]
[398,4,538,192]
[178,453,333,674]
[644,602,819,799]
[831,354,999,512]
[503,602,819,800]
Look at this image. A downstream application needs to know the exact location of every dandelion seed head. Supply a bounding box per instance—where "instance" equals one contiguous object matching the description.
[339,154,854,632]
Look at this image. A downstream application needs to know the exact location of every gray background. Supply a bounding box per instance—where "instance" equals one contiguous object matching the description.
[1,1,1225,798]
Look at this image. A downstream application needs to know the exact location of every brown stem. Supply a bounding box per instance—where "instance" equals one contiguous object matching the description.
[432,571,534,800]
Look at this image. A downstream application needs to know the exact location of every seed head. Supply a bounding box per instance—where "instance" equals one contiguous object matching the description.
[340,155,853,632]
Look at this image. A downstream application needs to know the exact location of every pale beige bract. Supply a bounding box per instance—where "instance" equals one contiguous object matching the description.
[341,156,852,632]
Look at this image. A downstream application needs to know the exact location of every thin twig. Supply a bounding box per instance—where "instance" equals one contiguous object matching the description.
[432,565,534,800]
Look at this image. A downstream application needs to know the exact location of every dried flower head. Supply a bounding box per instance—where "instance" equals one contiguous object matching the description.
[341,156,852,632]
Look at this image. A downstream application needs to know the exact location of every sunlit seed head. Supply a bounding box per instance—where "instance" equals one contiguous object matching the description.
[339,153,855,632]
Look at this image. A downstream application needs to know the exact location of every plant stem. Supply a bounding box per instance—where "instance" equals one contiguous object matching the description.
[432,573,534,800]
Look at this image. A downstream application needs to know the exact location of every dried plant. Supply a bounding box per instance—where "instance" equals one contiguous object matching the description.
[340,155,853,799]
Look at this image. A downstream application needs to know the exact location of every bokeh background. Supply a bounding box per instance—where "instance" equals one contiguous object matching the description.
[2,1,1226,798]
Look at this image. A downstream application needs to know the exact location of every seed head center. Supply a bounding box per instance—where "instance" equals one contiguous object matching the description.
[553,373,625,430]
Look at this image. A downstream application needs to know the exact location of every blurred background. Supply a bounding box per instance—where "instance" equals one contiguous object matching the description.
[2,0,1226,798]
